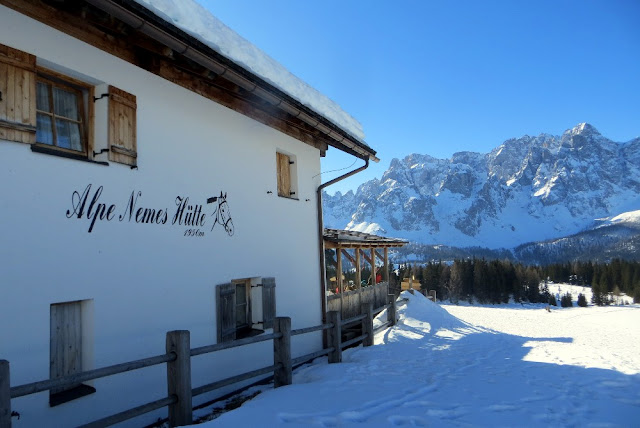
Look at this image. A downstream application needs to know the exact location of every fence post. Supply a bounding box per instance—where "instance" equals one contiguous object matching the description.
[273,317,292,388]
[166,330,192,427]
[0,360,10,428]
[387,294,397,327]
[361,303,374,347]
[327,311,342,363]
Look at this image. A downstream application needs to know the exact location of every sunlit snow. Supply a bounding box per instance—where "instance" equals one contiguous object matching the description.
[199,290,640,427]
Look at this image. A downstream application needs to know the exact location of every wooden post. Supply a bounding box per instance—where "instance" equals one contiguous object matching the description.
[166,330,192,427]
[383,247,389,283]
[273,317,292,388]
[387,294,397,326]
[361,303,374,347]
[371,249,377,286]
[327,311,342,363]
[355,248,361,289]
[0,360,10,428]
[336,247,343,317]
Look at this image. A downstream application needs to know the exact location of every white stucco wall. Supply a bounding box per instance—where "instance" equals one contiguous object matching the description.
[0,6,324,426]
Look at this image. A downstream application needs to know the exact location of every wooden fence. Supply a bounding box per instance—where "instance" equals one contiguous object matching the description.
[0,295,397,428]
[327,281,389,319]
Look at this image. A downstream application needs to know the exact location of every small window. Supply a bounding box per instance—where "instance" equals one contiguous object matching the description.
[216,277,276,343]
[276,152,297,198]
[50,300,95,406]
[36,75,88,153]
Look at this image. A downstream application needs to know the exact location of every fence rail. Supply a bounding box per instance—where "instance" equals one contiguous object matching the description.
[0,294,397,428]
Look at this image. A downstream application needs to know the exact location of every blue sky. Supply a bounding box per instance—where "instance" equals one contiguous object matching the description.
[200,0,640,194]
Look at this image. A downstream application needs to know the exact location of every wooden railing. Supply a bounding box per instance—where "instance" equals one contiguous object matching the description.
[327,281,389,319]
[0,295,397,428]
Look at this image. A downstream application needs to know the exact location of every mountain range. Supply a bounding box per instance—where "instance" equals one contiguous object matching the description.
[323,123,640,263]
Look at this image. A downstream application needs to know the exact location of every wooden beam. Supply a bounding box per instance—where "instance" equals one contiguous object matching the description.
[362,251,373,266]
[341,249,356,265]
[323,241,339,249]
[355,249,361,289]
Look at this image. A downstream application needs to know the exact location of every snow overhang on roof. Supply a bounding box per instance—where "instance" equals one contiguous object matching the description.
[323,228,408,249]
[84,0,378,162]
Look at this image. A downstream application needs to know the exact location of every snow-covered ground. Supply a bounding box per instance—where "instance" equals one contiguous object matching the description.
[199,292,640,427]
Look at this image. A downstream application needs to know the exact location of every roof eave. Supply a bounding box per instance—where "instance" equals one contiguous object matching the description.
[87,0,378,162]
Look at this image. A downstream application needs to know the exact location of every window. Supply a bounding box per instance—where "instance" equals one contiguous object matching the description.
[50,300,95,406]
[1,42,137,166]
[216,277,276,343]
[276,152,297,198]
[36,74,88,153]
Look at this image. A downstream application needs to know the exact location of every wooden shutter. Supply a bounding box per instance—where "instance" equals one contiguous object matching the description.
[276,153,291,197]
[0,43,36,144]
[50,302,83,394]
[261,277,276,330]
[216,282,236,343]
[108,85,137,166]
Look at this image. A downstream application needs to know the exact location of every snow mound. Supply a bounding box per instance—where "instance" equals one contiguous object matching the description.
[400,291,468,331]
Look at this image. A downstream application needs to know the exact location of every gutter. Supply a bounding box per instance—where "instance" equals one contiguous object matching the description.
[85,0,379,163]
[316,158,369,325]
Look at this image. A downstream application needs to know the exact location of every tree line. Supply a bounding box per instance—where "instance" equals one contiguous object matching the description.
[391,259,640,305]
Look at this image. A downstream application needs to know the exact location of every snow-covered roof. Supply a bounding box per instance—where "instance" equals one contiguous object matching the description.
[324,228,407,248]
[133,0,366,144]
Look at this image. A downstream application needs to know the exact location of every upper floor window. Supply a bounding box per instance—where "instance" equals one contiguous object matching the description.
[1,42,137,167]
[36,75,88,154]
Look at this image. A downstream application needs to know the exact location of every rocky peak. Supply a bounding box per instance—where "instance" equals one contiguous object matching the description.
[323,123,640,251]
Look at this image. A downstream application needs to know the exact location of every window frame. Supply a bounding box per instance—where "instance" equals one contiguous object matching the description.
[34,67,94,158]
[232,278,252,337]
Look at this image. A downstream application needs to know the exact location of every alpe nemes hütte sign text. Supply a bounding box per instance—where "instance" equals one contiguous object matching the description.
[66,184,234,237]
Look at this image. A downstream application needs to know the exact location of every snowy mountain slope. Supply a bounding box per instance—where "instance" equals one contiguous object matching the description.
[514,224,640,264]
[324,123,640,258]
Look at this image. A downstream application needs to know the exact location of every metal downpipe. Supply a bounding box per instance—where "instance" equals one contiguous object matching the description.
[317,158,369,326]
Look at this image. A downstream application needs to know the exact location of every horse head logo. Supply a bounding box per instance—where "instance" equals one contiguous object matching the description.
[208,191,234,236]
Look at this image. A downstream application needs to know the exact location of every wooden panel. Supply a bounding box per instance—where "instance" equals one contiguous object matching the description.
[50,301,82,394]
[276,153,291,197]
[108,85,137,166]
[0,42,36,143]
[261,277,276,330]
[216,283,236,343]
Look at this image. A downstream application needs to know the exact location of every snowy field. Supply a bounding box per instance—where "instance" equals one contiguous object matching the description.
[200,291,640,427]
